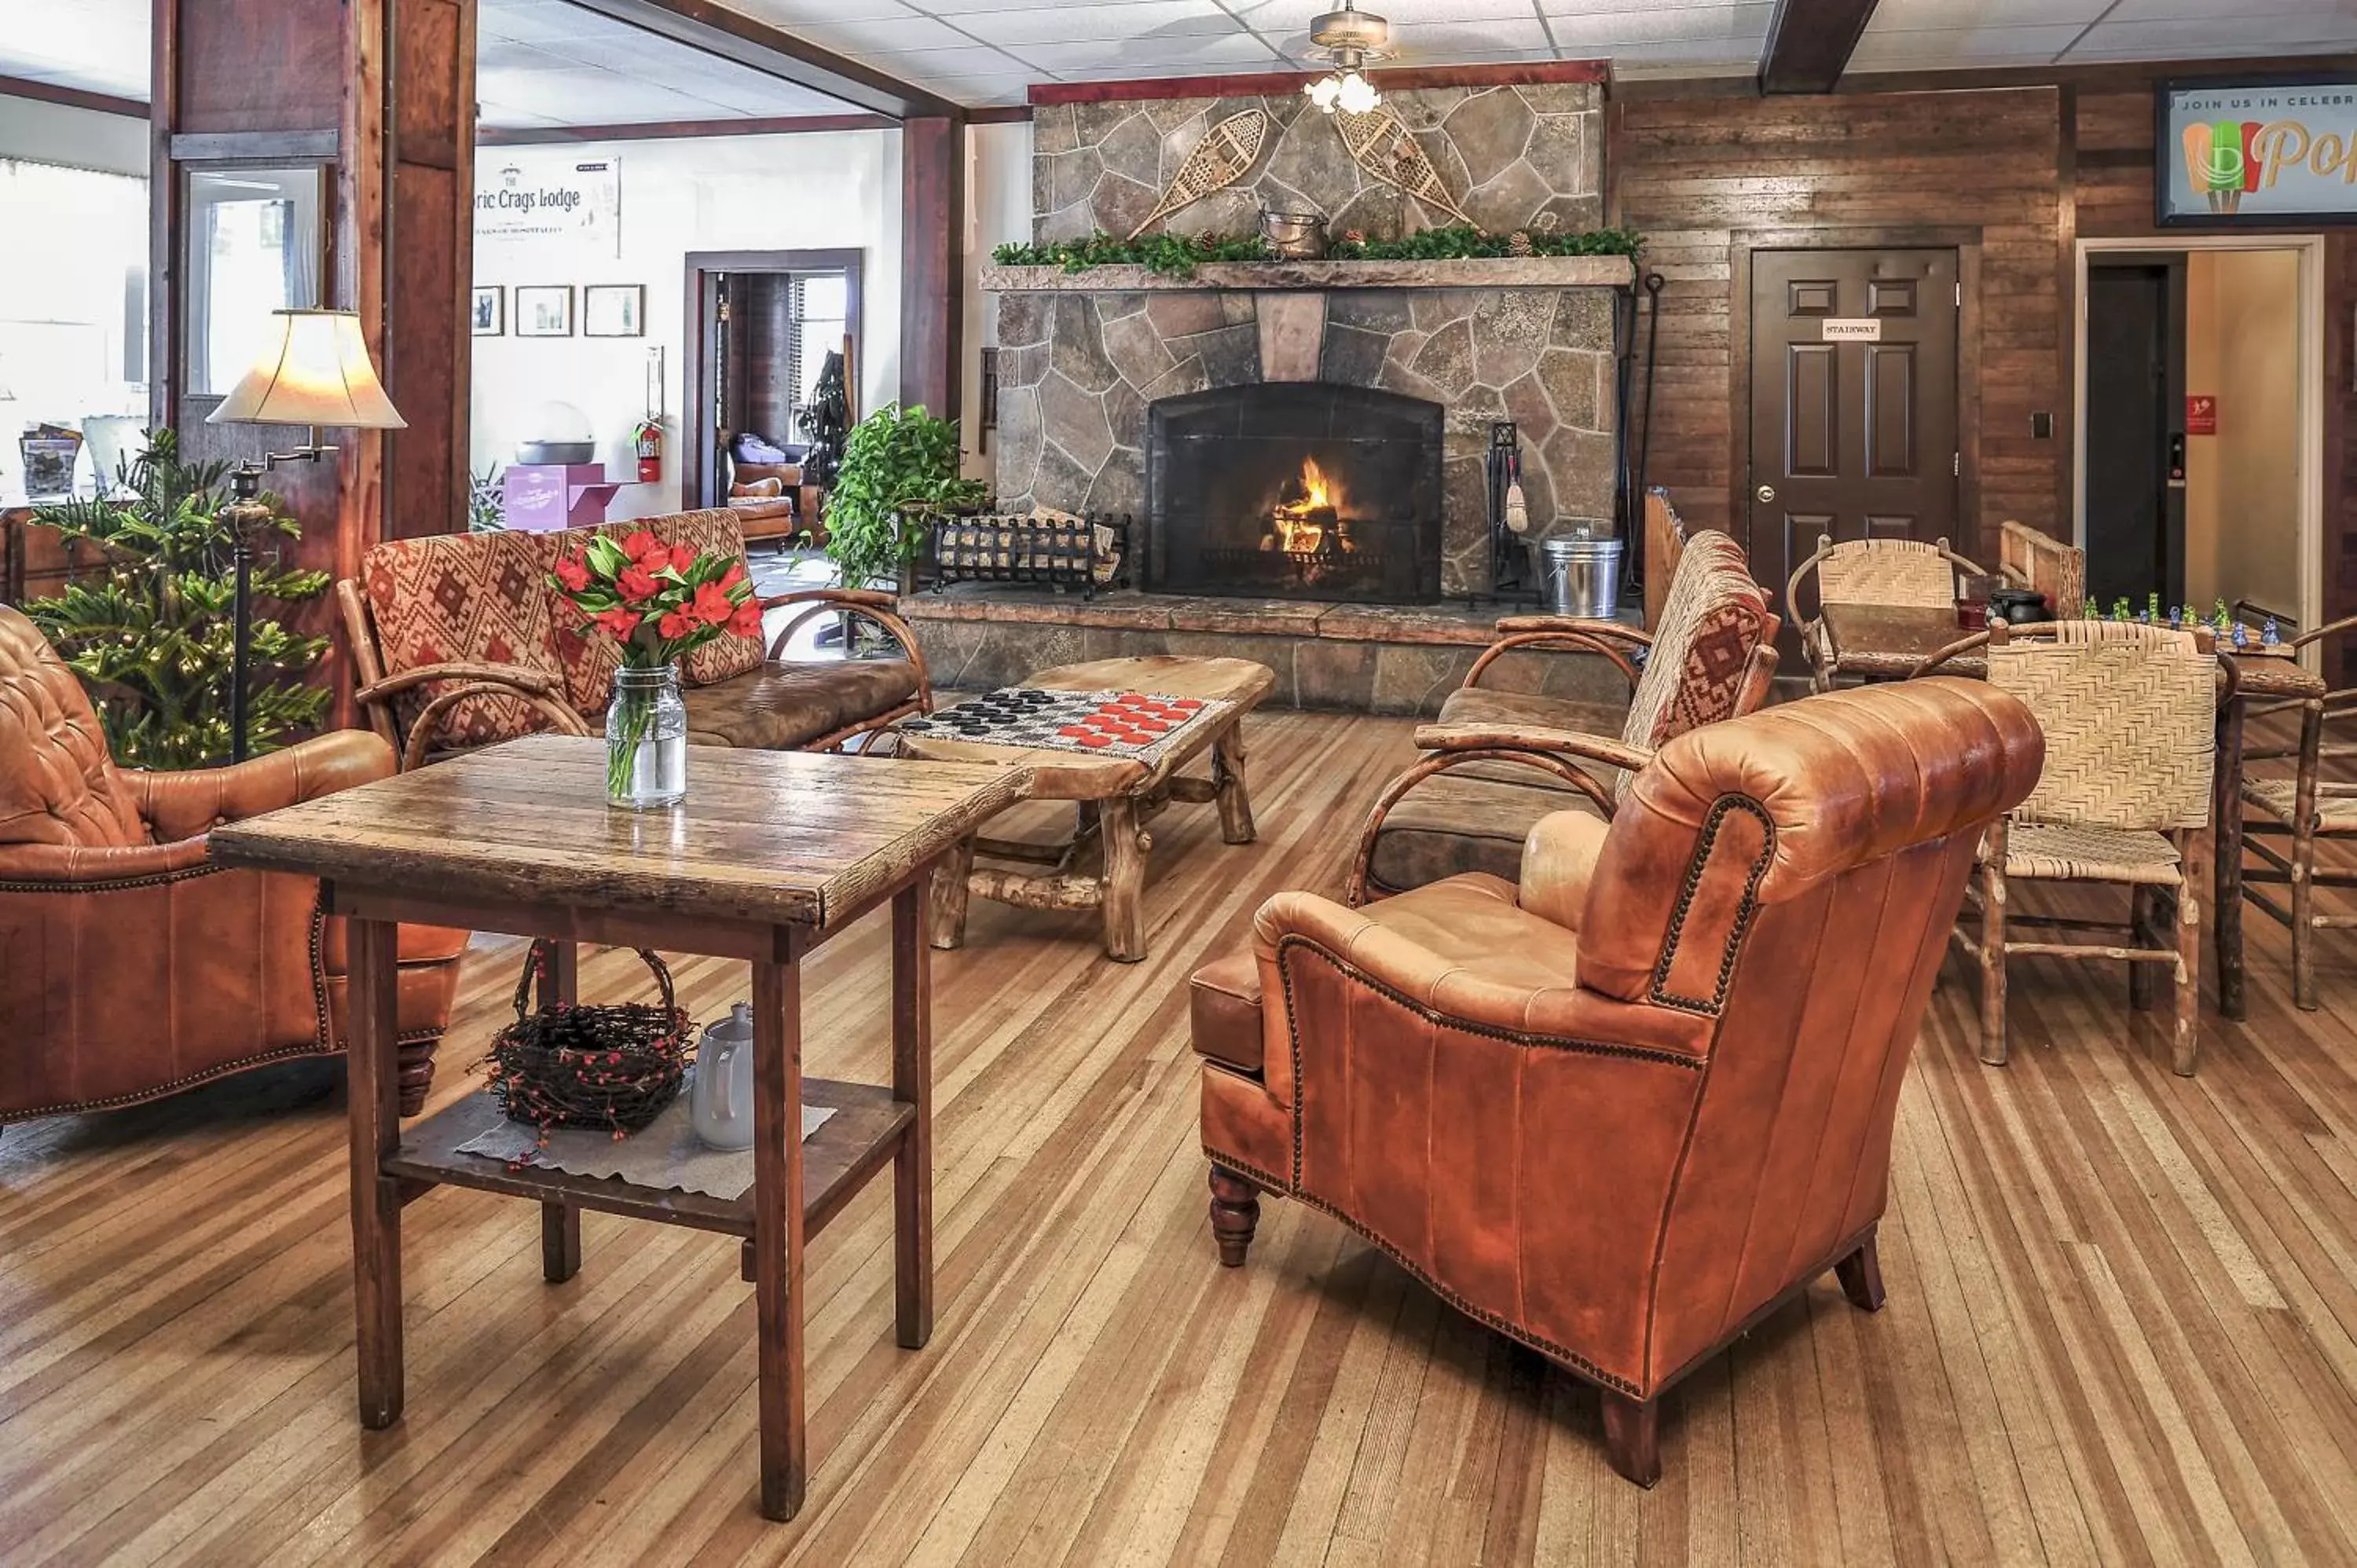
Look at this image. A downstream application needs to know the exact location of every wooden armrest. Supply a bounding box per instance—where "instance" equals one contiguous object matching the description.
[1345,745,1620,908]
[2291,612,2357,650]
[1412,723,1655,777]
[357,660,566,705]
[1492,615,1651,647]
[1464,631,1641,694]
[757,587,898,611]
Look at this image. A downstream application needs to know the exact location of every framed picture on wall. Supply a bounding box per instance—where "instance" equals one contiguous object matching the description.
[471,285,504,336]
[583,284,644,337]
[2157,75,2357,226]
[515,285,574,337]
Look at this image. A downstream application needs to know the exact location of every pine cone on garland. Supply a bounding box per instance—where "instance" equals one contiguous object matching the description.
[1506,230,1534,258]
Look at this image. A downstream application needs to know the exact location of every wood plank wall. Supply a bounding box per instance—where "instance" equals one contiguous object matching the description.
[1611,80,2357,676]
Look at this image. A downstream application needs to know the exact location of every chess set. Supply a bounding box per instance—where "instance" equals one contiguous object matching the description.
[897,687,1229,761]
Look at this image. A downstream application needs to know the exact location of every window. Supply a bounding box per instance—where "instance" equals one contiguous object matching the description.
[790,272,849,421]
[182,165,324,397]
[0,158,148,500]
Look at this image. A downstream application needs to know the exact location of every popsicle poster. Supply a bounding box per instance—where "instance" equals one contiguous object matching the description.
[2161,83,2357,221]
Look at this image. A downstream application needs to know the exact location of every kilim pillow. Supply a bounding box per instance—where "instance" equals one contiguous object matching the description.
[1615,530,1772,800]
[359,529,572,749]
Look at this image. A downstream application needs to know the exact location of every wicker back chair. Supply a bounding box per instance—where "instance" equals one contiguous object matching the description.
[1997,520,2084,617]
[1788,533,1985,691]
[1934,620,2228,1074]
[2233,613,2357,1009]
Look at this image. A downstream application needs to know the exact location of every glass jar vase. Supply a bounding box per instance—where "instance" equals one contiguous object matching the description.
[605,663,687,809]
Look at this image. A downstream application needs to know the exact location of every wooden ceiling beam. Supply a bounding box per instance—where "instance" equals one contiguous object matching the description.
[1756,0,1883,95]
[563,0,959,121]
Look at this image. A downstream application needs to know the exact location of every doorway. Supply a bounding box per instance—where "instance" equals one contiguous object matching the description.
[681,249,860,514]
[1747,247,1961,658]
[2076,235,2324,651]
[2082,258,2186,608]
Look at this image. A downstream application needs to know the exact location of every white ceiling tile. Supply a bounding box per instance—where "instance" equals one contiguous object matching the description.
[1865,0,2112,28]
[953,2,1245,47]
[1232,0,1541,26]
[2095,0,2355,19]
[1543,5,1772,47]
[790,12,978,54]
[2069,14,2357,53]
[841,42,1039,75]
[1001,31,1285,74]
[726,0,922,22]
[1846,22,2088,61]
[925,74,1045,104]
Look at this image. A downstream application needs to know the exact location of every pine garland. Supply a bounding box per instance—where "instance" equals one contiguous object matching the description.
[991,225,1641,278]
[23,430,330,770]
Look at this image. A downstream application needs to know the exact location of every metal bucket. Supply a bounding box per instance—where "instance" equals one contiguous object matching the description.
[1541,534,1623,618]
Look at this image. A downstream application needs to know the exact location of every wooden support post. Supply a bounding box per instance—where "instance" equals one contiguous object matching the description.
[2216,694,2249,1018]
[751,941,808,1521]
[348,917,405,1428]
[928,836,974,951]
[1214,724,1256,844]
[2175,826,2205,1077]
[1978,820,2010,1066]
[1099,794,1150,962]
[899,114,964,419]
[536,940,583,1280]
[1208,1166,1260,1267]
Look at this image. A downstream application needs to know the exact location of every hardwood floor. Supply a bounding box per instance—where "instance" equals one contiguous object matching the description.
[9,709,2357,1564]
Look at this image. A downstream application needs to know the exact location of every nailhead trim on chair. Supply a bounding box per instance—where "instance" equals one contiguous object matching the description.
[0,860,223,895]
[1201,1141,1646,1398]
[1648,795,1775,1017]
[0,1026,445,1123]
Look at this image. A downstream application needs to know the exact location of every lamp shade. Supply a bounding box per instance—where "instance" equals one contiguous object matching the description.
[207,309,406,430]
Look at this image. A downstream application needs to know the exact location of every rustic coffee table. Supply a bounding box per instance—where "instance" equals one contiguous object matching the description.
[207,735,1025,1522]
[896,654,1277,962]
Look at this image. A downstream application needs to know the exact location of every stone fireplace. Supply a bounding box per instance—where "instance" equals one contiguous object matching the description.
[1146,382,1443,604]
[909,76,1640,714]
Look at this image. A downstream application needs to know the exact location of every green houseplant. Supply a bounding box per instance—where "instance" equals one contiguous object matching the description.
[24,429,330,769]
[822,402,984,591]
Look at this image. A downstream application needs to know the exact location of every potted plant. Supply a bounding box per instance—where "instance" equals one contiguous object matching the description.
[821,402,984,594]
[23,429,330,769]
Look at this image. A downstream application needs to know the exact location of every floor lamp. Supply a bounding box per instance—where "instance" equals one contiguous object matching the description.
[206,309,406,761]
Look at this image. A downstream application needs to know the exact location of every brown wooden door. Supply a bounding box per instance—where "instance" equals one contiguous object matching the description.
[1748,248,1960,650]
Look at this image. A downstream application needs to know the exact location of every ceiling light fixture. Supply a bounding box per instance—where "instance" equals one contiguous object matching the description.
[1302,1,1390,115]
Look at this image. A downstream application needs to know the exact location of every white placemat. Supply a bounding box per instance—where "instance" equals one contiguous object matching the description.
[457,1075,836,1201]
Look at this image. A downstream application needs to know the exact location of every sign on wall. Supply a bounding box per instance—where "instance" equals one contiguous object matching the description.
[475,155,622,255]
[2187,394,2219,436]
[2159,78,2357,225]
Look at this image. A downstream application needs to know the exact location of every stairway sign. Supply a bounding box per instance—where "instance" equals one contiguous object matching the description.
[1821,319,1882,342]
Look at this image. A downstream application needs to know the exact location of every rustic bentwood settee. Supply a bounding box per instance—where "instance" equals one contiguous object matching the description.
[336,508,927,768]
[0,605,465,1130]
[1187,680,2045,1486]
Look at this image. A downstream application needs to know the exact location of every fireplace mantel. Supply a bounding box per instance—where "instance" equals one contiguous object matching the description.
[981,255,1636,295]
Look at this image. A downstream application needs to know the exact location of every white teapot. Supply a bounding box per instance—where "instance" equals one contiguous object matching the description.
[689,1002,756,1151]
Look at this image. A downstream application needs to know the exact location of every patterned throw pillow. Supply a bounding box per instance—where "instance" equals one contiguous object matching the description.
[359,530,571,748]
[551,508,768,713]
[1615,531,1772,800]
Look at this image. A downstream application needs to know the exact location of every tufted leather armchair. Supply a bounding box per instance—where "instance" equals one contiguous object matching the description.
[0,606,466,1129]
[1187,679,2044,1486]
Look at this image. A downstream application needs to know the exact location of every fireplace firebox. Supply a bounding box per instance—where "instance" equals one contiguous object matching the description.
[1146,383,1444,604]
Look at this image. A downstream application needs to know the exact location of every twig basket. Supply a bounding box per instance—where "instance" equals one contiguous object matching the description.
[481,941,695,1138]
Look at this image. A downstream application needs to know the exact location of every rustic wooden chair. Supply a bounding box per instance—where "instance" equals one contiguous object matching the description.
[1787,533,1985,691]
[1997,519,2084,616]
[1932,620,2230,1075]
[1640,486,1688,632]
[2234,613,2357,1009]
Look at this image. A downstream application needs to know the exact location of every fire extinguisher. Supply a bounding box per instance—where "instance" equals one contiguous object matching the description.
[632,419,662,483]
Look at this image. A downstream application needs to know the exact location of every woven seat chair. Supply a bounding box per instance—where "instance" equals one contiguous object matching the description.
[1935,620,2229,1075]
[2233,612,2357,1009]
[1787,533,1985,691]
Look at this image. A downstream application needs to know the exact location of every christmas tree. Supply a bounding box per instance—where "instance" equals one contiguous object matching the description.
[795,350,849,488]
[23,430,330,769]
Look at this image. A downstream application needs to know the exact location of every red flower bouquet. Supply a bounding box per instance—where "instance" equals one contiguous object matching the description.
[548,530,761,804]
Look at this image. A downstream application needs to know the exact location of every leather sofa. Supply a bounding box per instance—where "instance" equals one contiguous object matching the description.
[1188,679,2044,1485]
[336,507,924,768]
[0,606,465,1129]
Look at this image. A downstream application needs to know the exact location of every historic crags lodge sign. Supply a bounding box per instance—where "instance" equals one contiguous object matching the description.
[2160,78,2357,226]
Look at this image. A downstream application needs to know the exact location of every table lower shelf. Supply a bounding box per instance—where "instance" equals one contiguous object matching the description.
[386,1081,911,1240]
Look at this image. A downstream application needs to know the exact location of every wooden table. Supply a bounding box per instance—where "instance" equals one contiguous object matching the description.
[1816,602,2326,1017]
[207,735,1027,1521]
[896,654,1277,962]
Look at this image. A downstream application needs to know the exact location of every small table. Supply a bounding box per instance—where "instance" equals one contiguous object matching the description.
[1815,601,2326,1017]
[896,654,1277,962]
[208,735,1025,1521]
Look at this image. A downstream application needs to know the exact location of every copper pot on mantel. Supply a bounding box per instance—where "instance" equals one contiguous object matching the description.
[1259,210,1326,260]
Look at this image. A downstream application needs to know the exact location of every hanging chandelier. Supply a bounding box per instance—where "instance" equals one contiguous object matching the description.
[1301,2,1390,115]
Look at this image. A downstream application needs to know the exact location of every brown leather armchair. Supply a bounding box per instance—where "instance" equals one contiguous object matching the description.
[0,606,466,1129]
[1188,679,2044,1486]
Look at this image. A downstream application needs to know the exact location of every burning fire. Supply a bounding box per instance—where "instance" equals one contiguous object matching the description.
[1266,455,1352,559]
